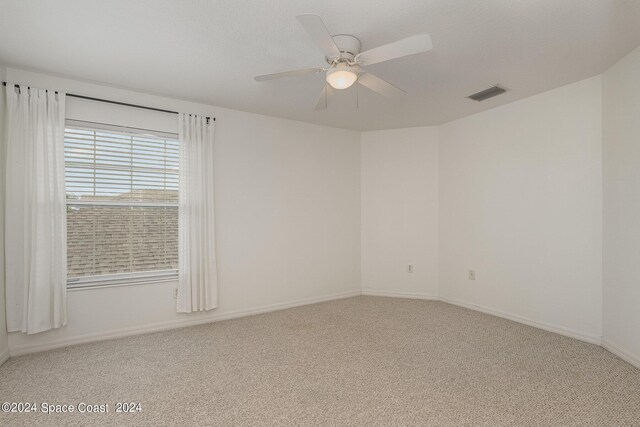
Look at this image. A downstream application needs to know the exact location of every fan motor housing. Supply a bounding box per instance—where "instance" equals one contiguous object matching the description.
[330,34,361,62]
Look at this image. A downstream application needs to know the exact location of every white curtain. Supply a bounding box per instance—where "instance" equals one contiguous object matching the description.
[5,84,67,334]
[177,114,218,312]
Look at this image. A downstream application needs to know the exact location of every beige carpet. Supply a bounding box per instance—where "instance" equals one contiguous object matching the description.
[0,296,639,426]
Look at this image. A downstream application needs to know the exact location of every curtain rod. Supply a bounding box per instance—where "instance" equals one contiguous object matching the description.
[2,82,215,122]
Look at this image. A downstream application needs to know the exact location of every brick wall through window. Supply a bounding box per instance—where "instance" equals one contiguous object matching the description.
[64,121,179,283]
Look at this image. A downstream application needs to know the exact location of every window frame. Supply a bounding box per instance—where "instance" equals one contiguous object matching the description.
[64,119,179,289]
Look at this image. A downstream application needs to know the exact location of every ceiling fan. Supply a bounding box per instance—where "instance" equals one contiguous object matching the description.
[255,14,433,110]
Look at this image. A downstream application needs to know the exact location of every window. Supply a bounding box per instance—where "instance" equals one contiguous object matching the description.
[64,120,179,287]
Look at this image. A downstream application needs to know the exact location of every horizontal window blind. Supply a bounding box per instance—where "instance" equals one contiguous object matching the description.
[64,120,179,284]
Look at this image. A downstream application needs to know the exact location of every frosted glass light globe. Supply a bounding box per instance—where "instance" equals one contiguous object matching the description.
[326,64,357,90]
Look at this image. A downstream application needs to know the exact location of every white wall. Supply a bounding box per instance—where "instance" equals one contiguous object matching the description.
[0,63,8,364]
[602,46,640,367]
[361,127,439,298]
[438,76,603,342]
[6,68,361,354]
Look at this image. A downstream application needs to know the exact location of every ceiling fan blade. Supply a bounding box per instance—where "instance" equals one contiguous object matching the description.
[357,72,406,98]
[296,14,341,59]
[255,67,324,82]
[314,84,335,110]
[355,33,432,66]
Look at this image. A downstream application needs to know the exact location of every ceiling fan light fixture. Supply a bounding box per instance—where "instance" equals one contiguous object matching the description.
[326,63,358,90]
[255,15,433,108]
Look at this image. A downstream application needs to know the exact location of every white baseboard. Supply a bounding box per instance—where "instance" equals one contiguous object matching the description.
[8,289,637,373]
[361,289,438,300]
[602,339,640,370]
[0,347,9,367]
[438,296,602,346]
[9,289,362,357]
[365,293,639,369]
[361,292,601,345]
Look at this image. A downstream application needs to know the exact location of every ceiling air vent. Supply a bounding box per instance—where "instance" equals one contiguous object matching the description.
[467,85,507,101]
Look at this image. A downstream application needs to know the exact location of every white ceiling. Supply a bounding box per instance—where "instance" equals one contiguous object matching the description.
[1,0,639,131]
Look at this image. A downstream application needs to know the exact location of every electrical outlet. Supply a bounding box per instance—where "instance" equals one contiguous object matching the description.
[174,288,178,299]
[407,264,413,273]
[468,270,476,280]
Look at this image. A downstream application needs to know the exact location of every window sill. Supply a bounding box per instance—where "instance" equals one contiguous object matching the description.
[67,271,178,291]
